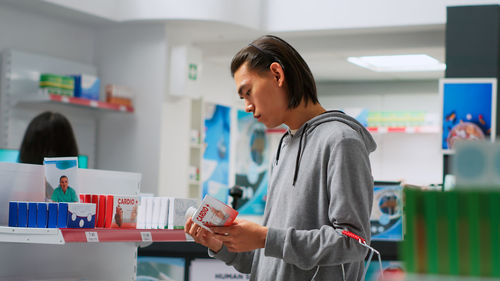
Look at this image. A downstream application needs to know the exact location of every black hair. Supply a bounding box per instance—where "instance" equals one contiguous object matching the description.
[230,35,318,109]
[19,111,79,165]
[60,175,68,181]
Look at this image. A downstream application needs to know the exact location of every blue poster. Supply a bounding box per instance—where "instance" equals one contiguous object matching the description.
[234,110,270,215]
[442,80,495,150]
[202,104,231,203]
[370,185,403,241]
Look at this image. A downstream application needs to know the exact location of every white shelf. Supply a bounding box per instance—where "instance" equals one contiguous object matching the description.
[189,180,201,185]
[0,226,64,244]
[15,88,134,113]
[0,226,188,244]
[190,143,204,149]
[367,126,440,134]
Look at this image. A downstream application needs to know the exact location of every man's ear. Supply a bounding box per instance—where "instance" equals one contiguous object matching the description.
[269,62,285,87]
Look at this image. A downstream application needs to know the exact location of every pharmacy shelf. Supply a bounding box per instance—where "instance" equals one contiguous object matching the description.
[0,226,187,244]
[61,228,187,243]
[367,126,439,134]
[15,88,134,113]
[0,226,64,244]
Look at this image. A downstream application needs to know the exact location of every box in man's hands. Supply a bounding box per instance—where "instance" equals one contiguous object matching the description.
[189,195,238,231]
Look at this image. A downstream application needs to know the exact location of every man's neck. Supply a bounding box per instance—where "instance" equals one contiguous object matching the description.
[285,102,326,130]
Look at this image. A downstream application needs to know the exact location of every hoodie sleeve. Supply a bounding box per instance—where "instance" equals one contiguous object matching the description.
[208,245,255,274]
[264,137,373,270]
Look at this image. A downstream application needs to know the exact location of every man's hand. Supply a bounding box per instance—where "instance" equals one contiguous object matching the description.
[185,217,223,253]
[210,219,268,252]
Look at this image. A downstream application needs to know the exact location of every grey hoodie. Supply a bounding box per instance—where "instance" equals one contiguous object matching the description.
[211,110,377,281]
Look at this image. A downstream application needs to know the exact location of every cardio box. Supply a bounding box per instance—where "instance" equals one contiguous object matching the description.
[111,196,139,228]
[191,195,238,231]
[66,203,96,228]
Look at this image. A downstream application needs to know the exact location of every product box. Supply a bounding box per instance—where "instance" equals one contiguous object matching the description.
[8,201,17,227]
[111,196,139,228]
[66,203,96,228]
[144,197,154,229]
[104,195,114,228]
[36,202,48,228]
[47,203,58,228]
[105,84,134,107]
[57,202,68,228]
[158,197,169,229]
[18,202,28,227]
[136,197,147,229]
[39,73,74,96]
[190,195,238,231]
[72,74,100,101]
[167,198,199,230]
[151,197,161,229]
[97,194,107,228]
[27,202,37,228]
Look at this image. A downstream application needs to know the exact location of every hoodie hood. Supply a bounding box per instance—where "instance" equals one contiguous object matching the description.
[301,110,376,153]
[275,110,377,186]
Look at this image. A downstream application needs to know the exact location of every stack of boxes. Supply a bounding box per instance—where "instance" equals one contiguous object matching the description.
[8,195,199,230]
[9,201,96,229]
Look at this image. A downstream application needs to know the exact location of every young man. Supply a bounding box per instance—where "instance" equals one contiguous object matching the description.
[185,35,376,281]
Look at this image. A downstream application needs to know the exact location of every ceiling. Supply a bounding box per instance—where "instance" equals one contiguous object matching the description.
[2,0,446,82]
[185,22,446,82]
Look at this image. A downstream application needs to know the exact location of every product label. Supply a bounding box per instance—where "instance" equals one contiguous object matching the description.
[85,231,99,242]
[192,195,238,231]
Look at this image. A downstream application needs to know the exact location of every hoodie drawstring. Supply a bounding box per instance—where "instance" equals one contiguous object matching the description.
[275,131,289,165]
[293,123,307,186]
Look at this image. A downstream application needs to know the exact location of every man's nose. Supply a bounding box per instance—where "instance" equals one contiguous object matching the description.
[245,103,254,113]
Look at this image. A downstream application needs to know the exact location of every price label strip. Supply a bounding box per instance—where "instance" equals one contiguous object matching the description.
[141,231,152,242]
[85,231,99,242]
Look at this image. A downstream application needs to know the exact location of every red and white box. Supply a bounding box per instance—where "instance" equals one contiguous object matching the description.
[110,195,139,228]
[190,195,238,231]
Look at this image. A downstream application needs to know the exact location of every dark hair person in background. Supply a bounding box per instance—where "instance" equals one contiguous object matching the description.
[19,111,79,165]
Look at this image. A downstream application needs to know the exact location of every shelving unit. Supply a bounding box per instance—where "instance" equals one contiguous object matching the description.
[0,226,186,244]
[0,49,134,169]
[188,98,204,199]
[0,163,150,280]
[367,125,440,134]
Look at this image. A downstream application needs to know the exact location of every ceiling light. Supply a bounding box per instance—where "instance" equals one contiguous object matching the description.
[347,54,446,72]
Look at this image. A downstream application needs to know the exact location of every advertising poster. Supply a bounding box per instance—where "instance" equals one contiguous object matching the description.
[189,258,250,281]
[370,184,403,241]
[440,78,497,151]
[202,103,231,203]
[43,156,79,202]
[137,256,185,281]
[234,110,285,215]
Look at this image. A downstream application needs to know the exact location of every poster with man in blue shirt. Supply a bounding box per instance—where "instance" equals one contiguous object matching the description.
[51,175,78,202]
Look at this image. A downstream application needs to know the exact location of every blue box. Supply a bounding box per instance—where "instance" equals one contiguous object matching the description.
[27,202,38,228]
[58,203,68,228]
[37,202,48,228]
[72,74,100,101]
[18,202,28,227]
[8,201,18,227]
[67,203,96,228]
[47,203,58,228]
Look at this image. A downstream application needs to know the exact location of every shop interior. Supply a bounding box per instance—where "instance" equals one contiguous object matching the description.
[0,1,498,280]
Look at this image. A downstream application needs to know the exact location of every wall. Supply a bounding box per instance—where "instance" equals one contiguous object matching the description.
[158,51,239,197]
[0,2,100,166]
[0,3,95,66]
[318,80,443,185]
[95,23,167,195]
